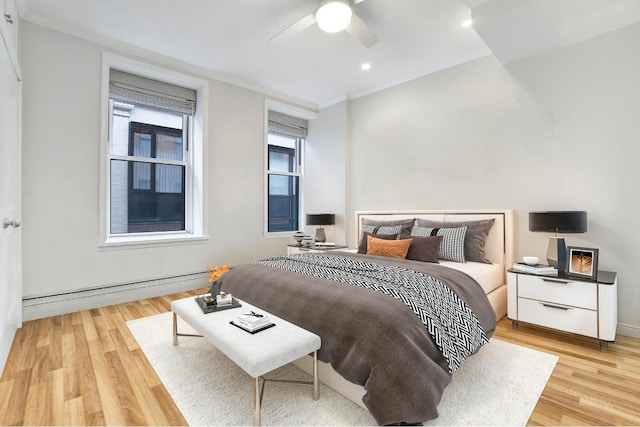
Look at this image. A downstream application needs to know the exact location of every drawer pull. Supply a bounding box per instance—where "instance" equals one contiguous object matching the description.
[541,303,570,311]
[541,278,569,284]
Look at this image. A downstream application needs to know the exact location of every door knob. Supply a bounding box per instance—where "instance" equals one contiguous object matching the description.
[3,218,20,229]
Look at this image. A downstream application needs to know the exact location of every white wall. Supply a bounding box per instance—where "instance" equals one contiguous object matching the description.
[344,23,640,334]
[19,17,640,336]
[305,101,348,244]
[20,22,293,299]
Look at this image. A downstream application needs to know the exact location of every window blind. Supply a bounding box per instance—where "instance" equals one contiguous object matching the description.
[109,69,196,115]
[268,111,308,139]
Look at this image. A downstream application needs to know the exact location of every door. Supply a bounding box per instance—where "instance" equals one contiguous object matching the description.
[0,19,22,374]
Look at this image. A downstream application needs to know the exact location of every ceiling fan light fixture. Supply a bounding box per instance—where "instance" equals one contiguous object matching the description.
[316,1,353,33]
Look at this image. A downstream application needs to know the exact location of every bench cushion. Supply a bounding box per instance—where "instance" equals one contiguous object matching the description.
[172,297,321,378]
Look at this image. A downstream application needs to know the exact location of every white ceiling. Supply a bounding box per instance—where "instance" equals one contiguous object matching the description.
[16,0,640,108]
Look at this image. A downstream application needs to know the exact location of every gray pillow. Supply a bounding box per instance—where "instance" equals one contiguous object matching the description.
[411,226,467,263]
[361,218,414,237]
[357,231,398,254]
[361,224,403,235]
[415,218,495,264]
[400,235,442,263]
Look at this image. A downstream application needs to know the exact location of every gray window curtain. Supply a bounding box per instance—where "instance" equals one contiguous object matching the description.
[109,69,196,115]
[268,111,308,139]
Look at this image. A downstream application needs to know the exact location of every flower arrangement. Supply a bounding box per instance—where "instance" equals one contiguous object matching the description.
[208,263,230,282]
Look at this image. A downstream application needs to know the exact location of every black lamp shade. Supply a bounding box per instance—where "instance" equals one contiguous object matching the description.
[529,211,587,272]
[529,211,587,233]
[306,214,335,226]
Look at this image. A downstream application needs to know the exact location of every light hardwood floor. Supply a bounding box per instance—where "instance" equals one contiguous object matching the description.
[1,288,639,426]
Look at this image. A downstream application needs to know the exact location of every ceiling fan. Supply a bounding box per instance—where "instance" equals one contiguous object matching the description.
[270,0,379,48]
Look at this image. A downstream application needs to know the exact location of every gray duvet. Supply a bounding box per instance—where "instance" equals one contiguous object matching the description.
[217,252,496,425]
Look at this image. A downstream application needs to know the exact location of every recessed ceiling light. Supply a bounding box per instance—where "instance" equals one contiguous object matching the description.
[361,63,371,71]
[461,19,473,28]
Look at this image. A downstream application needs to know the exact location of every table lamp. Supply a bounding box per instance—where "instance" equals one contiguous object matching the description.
[306,214,335,243]
[529,211,587,272]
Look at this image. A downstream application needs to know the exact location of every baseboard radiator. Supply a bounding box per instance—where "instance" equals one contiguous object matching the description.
[22,272,208,321]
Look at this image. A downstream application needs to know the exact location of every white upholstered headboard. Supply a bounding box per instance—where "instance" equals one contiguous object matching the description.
[354,210,514,277]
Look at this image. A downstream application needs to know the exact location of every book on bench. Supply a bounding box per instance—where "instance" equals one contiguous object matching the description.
[231,311,275,333]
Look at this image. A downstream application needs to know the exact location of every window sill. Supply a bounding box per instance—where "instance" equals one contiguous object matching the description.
[99,233,209,251]
[264,231,297,239]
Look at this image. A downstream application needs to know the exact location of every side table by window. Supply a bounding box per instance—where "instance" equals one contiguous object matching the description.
[287,244,350,255]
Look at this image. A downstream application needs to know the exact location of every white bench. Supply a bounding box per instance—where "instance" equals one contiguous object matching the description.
[171,296,321,425]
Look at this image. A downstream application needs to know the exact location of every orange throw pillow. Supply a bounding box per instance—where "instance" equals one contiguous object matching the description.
[366,235,413,259]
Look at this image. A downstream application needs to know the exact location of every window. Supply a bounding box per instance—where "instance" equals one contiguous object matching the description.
[101,58,207,247]
[126,122,185,233]
[267,134,301,232]
[266,111,308,233]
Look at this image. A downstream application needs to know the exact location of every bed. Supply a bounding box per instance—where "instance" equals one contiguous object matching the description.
[354,210,513,318]
[218,209,514,424]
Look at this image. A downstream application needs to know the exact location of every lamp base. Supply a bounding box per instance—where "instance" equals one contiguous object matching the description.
[547,237,567,272]
[314,227,326,243]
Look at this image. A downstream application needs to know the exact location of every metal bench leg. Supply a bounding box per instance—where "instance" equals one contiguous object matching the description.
[253,377,261,426]
[172,312,203,345]
[173,312,178,345]
[313,350,319,400]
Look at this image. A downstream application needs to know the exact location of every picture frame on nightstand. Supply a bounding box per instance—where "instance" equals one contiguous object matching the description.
[566,246,599,279]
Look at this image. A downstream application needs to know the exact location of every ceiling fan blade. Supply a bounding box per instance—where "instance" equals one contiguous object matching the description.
[270,12,317,42]
[345,13,379,48]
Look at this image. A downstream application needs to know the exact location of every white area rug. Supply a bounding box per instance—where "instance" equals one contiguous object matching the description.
[127,312,558,426]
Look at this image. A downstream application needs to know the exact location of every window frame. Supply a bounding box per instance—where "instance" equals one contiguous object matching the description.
[99,53,209,249]
[263,100,316,237]
[266,137,302,233]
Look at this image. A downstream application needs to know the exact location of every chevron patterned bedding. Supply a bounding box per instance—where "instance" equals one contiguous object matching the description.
[218,252,496,425]
[256,253,489,374]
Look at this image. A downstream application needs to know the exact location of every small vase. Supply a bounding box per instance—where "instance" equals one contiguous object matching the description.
[210,281,221,296]
[293,231,305,246]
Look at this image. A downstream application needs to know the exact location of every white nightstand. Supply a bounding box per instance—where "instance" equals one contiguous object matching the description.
[286,244,350,255]
[507,270,617,350]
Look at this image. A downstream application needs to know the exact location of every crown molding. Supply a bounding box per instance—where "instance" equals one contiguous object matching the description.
[20,14,319,112]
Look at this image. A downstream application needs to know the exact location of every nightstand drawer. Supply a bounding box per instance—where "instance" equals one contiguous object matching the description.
[518,298,598,338]
[518,274,597,310]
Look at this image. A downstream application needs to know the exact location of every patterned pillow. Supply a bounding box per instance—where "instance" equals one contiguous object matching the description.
[415,218,495,263]
[361,218,414,236]
[411,226,467,263]
[361,224,404,235]
[366,235,413,259]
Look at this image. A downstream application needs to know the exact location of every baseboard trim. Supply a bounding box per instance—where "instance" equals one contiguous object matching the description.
[22,273,208,321]
[21,276,640,340]
[617,323,640,339]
